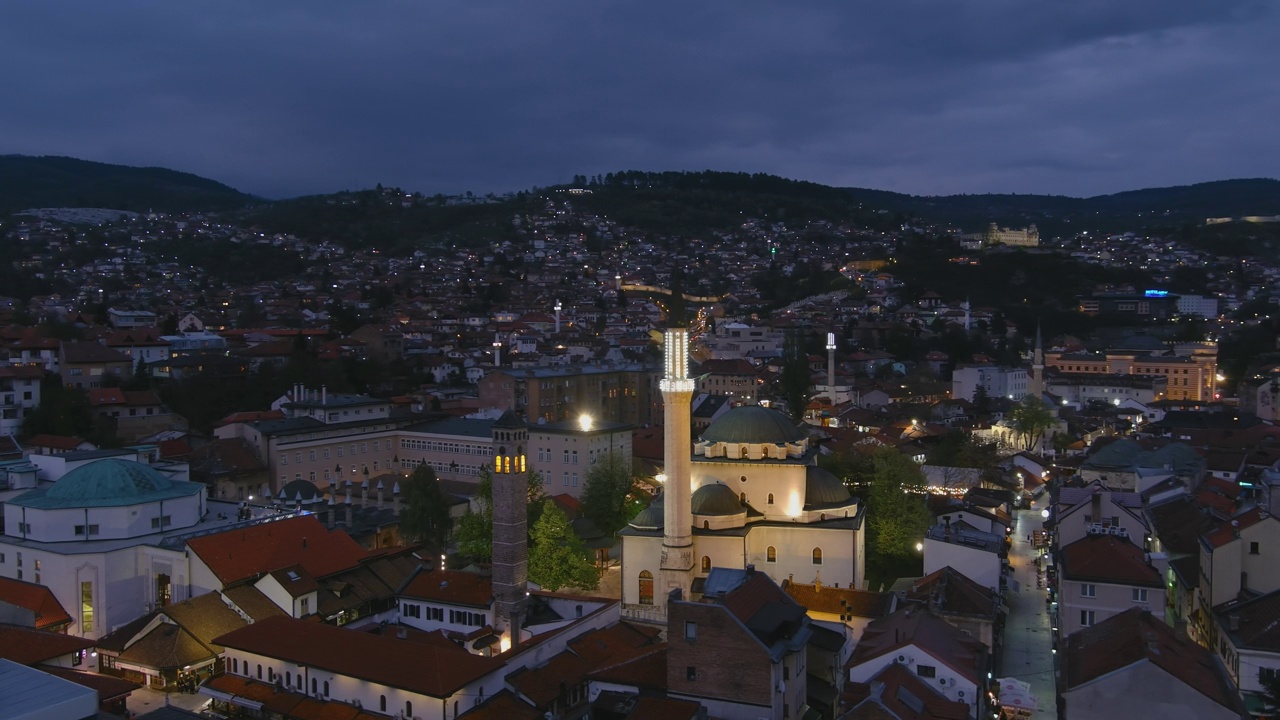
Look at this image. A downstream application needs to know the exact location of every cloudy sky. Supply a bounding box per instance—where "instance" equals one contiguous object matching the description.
[2,2,1277,199]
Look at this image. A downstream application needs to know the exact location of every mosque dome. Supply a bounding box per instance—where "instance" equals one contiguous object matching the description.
[804,466,853,508]
[700,405,806,445]
[690,483,744,516]
[45,459,175,502]
[280,479,323,504]
[629,493,664,530]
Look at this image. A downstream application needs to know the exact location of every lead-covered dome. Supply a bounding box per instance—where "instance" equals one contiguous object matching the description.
[701,405,806,445]
[46,459,175,501]
[805,466,853,508]
[629,493,664,530]
[690,483,744,516]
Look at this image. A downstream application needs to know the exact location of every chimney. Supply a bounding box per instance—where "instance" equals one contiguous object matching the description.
[322,385,327,405]
[377,480,385,508]
[392,482,402,513]
[345,490,353,527]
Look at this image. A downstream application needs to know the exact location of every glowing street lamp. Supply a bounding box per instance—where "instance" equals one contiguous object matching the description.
[578,413,594,432]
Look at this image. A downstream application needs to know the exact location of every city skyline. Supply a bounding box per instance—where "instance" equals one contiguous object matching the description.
[2,1,1277,200]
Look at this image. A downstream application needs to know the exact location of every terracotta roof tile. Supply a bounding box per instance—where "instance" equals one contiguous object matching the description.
[0,577,72,630]
[187,515,369,586]
[507,651,592,707]
[586,644,667,690]
[0,625,94,665]
[903,567,998,619]
[398,568,493,608]
[1064,608,1241,713]
[626,696,701,720]
[784,581,895,618]
[214,615,503,698]
[37,665,139,700]
[848,608,987,685]
[457,690,542,720]
[843,662,969,720]
[1203,507,1272,550]
[1058,535,1162,587]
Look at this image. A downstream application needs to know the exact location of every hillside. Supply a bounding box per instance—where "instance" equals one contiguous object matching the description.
[0,155,257,214]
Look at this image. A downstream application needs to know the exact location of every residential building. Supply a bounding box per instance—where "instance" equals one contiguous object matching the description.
[0,364,42,436]
[58,341,131,390]
[1060,608,1242,719]
[478,365,661,427]
[950,365,1027,402]
[1056,533,1165,639]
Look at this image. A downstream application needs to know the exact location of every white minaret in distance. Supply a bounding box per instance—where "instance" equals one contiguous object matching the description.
[659,324,696,609]
[963,298,971,331]
[827,331,838,406]
[492,332,502,367]
[554,299,562,334]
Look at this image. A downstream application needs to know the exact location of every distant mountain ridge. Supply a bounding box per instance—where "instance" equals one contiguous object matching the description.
[0,155,257,214]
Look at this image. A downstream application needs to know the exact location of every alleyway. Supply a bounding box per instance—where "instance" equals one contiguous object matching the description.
[1001,498,1057,717]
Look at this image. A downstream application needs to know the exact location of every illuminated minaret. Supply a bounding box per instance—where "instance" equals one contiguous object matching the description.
[554,299,562,334]
[492,333,502,367]
[963,297,971,331]
[659,324,696,607]
[826,331,838,406]
[491,410,528,650]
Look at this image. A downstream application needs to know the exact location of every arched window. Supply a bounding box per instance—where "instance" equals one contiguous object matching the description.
[286,671,291,687]
[323,681,329,696]
[820,513,826,521]
[380,696,387,712]
[767,493,775,505]
[311,678,317,694]
[812,547,823,565]
[257,664,262,680]
[231,658,238,674]
[406,701,413,717]
[296,674,302,689]
[703,520,710,529]
[766,546,777,563]
[701,556,711,573]
[639,571,654,605]
[740,492,747,504]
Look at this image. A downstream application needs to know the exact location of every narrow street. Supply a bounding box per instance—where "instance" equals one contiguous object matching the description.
[1001,498,1057,717]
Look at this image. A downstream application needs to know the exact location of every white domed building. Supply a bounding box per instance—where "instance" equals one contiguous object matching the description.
[0,458,214,639]
[621,403,865,619]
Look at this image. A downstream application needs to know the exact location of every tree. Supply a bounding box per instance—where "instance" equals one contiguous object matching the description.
[1008,396,1055,451]
[397,465,452,552]
[865,448,932,559]
[779,329,813,421]
[454,469,545,563]
[528,500,598,592]
[580,451,638,535]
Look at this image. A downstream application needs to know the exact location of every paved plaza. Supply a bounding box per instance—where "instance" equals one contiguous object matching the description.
[1001,497,1058,717]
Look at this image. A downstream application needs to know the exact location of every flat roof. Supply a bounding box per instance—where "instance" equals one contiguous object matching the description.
[0,658,98,720]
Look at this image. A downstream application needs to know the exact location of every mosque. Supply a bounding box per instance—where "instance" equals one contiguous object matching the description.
[620,327,865,621]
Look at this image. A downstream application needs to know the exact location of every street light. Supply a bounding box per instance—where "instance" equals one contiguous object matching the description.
[579,413,594,432]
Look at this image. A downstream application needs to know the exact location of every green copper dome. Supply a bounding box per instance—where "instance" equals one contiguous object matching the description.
[13,458,203,510]
[700,405,806,445]
[46,459,175,500]
[805,466,853,509]
[691,483,744,516]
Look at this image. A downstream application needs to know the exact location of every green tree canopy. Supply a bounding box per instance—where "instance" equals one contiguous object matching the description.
[580,451,639,536]
[397,465,452,552]
[865,447,932,560]
[1007,396,1055,451]
[528,500,598,592]
[454,469,545,563]
[779,329,813,420]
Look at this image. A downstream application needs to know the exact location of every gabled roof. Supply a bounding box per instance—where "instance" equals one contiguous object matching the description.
[186,515,369,586]
[1215,589,1280,653]
[214,615,503,698]
[398,568,493,609]
[0,577,73,630]
[586,644,668,690]
[1058,535,1162,587]
[457,690,543,720]
[1202,507,1274,550]
[903,567,999,619]
[1064,608,1240,713]
[0,625,94,665]
[842,662,970,720]
[848,608,988,685]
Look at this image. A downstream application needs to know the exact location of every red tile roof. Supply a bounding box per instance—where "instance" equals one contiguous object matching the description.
[25,434,88,451]
[1064,608,1241,713]
[38,665,140,700]
[398,568,493,608]
[1058,535,1162,587]
[627,696,702,720]
[457,690,543,720]
[187,515,370,586]
[848,608,988,685]
[1203,507,1273,550]
[214,615,502,698]
[0,577,73,630]
[784,581,895,619]
[903,567,998,619]
[843,662,969,720]
[87,388,127,406]
[0,625,94,665]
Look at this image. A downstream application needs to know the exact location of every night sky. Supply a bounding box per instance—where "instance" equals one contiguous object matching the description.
[3,2,1277,199]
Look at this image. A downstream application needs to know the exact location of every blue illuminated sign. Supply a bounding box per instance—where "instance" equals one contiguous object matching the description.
[1144,290,1169,297]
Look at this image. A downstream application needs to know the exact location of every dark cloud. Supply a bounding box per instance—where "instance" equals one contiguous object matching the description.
[1,1,1276,198]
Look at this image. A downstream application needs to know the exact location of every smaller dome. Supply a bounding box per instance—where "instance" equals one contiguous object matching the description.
[805,466,853,508]
[629,493,664,530]
[280,479,323,504]
[701,405,806,445]
[691,483,744,516]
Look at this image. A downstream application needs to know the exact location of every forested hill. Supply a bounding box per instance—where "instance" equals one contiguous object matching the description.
[0,155,257,214]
